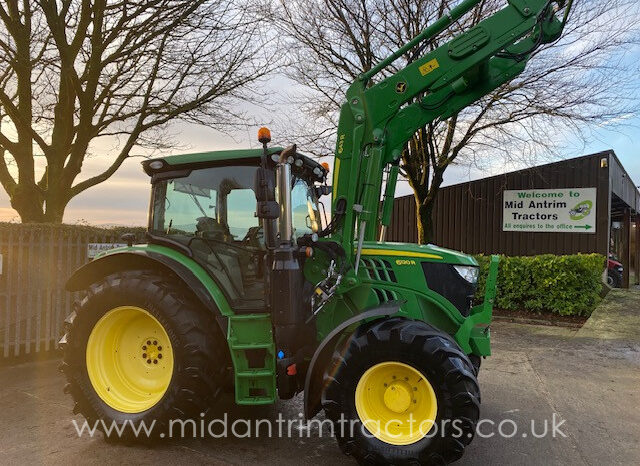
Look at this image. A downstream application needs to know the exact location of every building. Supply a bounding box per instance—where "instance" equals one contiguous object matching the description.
[387,150,640,287]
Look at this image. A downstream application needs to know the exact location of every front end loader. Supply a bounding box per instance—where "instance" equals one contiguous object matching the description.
[60,0,572,463]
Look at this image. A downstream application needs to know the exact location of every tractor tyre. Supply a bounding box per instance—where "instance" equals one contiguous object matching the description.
[322,317,480,465]
[60,270,227,442]
[469,354,482,376]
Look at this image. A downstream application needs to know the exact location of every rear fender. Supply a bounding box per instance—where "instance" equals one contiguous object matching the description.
[66,245,234,336]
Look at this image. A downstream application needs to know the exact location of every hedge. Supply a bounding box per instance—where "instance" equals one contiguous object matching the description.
[0,221,147,240]
[474,253,606,317]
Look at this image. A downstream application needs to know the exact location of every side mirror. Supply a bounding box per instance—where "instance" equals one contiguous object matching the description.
[257,201,280,219]
[254,167,279,220]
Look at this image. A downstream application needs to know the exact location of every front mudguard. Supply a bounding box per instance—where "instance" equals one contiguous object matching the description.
[303,300,403,419]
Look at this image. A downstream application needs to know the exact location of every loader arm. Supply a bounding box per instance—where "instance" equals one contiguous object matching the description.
[330,0,573,259]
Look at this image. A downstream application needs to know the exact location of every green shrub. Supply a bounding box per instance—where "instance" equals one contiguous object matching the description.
[474,253,605,317]
[0,222,147,240]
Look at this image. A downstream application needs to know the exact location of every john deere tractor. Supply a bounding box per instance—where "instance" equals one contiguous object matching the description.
[60,0,572,463]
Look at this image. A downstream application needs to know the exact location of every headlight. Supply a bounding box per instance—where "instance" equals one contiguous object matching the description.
[616,265,623,272]
[453,265,479,284]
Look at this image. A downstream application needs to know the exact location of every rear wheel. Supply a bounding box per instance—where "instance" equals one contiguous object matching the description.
[322,317,480,465]
[61,270,227,441]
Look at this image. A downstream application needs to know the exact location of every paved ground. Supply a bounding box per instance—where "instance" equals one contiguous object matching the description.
[1,291,639,465]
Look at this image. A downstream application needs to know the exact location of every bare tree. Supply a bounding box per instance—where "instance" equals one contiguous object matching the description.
[0,0,272,222]
[273,0,640,243]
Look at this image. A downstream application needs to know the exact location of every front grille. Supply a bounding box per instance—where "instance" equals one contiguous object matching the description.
[421,262,477,316]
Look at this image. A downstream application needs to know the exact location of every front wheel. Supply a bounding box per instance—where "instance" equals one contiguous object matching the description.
[60,270,228,441]
[322,317,480,464]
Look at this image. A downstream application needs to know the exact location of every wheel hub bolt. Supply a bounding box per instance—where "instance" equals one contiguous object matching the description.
[142,339,163,364]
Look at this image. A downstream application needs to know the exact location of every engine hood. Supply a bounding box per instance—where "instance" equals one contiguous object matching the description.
[358,241,478,266]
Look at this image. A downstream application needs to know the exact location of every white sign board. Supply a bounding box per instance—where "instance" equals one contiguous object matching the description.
[87,243,127,259]
[502,188,596,233]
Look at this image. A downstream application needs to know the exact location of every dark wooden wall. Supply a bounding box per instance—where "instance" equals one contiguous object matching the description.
[387,153,611,257]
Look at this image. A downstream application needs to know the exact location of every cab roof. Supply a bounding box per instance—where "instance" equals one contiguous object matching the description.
[149,147,284,167]
[141,146,328,183]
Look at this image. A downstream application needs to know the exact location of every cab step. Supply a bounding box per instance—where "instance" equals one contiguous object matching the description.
[227,314,276,405]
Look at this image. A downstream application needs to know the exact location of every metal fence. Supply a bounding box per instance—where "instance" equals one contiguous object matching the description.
[0,224,139,360]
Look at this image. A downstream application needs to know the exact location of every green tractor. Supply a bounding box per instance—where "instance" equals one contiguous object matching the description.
[60,0,571,463]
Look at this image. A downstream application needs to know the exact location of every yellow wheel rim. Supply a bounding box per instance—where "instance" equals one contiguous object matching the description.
[86,306,174,413]
[355,362,438,446]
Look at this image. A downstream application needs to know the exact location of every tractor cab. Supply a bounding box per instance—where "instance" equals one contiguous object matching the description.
[142,146,328,312]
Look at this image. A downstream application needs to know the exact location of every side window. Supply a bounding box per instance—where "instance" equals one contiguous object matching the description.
[163,180,216,233]
[226,189,259,239]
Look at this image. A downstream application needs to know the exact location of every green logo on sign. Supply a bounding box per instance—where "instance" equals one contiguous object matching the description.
[569,200,592,220]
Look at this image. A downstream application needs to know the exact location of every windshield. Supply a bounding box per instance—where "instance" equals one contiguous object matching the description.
[292,177,321,235]
[149,163,322,305]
